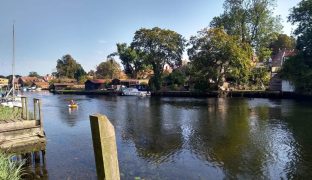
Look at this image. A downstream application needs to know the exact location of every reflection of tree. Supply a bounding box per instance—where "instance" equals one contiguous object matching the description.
[280,101,312,179]
[189,98,267,178]
[122,98,183,163]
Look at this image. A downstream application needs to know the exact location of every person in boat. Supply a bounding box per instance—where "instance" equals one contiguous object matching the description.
[70,99,76,105]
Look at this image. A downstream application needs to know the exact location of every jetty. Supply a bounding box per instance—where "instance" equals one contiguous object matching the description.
[0,97,46,161]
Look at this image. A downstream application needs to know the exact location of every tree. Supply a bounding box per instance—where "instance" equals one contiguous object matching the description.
[281,0,312,93]
[270,34,296,54]
[131,27,185,90]
[96,58,121,79]
[288,0,312,56]
[281,55,312,93]
[56,54,86,80]
[188,28,253,90]
[28,71,40,77]
[210,0,282,61]
[110,43,145,79]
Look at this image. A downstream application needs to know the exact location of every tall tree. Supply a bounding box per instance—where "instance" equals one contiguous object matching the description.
[131,27,185,90]
[281,0,312,93]
[270,34,296,54]
[210,0,282,61]
[288,0,312,56]
[96,58,121,79]
[28,71,40,77]
[111,43,144,79]
[56,54,86,80]
[188,28,253,90]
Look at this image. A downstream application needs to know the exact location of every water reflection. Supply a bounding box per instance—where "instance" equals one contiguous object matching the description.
[22,92,312,179]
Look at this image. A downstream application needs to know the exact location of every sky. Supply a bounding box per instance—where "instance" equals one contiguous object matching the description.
[0,0,301,76]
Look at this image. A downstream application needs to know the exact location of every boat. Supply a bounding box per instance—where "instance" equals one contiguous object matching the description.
[122,88,151,97]
[68,103,78,108]
[1,24,22,108]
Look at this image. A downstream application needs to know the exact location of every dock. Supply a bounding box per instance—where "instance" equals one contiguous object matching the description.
[0,97,46,158]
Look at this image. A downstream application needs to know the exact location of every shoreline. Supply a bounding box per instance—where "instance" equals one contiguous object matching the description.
[52,90,312,100]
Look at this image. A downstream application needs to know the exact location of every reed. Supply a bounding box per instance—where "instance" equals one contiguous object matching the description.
[0,152,24,180]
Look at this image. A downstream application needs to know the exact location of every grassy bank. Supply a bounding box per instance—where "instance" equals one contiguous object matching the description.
[0,106,22,121]
[0,153,24,180]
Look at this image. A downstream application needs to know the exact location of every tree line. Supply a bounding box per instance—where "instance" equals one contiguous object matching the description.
[53,0,308,92]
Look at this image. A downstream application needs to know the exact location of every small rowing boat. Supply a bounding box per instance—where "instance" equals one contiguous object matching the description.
[68,103,78,108]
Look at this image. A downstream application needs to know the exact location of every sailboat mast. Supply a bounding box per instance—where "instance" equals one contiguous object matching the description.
[12,23,15,98]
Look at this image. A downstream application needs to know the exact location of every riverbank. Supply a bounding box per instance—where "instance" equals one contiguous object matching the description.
[52,89,312,100]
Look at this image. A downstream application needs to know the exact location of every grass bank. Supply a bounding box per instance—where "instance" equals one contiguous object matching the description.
[0,153,24,180]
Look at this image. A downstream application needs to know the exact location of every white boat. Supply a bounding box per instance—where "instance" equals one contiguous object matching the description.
[36,87,42,91]
[122,88,151,97]
[0,24,22,108]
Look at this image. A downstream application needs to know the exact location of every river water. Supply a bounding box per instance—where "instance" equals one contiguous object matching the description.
[22,92,312,179]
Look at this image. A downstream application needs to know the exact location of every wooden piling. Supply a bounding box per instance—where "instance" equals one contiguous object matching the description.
[89,114,120,180]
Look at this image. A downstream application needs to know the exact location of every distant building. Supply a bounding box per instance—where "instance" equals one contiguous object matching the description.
[43,74,55,82]
[269,50,296,92]
[18,76,38,87]
[120,79,140,87]
[85,79,110,91]
[0,78,9,87]
[32,81,49,90]
[49,83,75,91]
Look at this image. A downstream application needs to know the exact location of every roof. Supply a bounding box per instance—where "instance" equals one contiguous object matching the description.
[20,76,38,83]
[33,81,49,86]
[86,79,110,84]
[271,50,296,67]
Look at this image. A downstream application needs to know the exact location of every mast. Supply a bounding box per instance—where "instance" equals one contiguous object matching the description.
[12,23,15,98]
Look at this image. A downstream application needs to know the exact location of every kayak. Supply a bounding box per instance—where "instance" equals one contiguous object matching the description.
[68,104,78,108]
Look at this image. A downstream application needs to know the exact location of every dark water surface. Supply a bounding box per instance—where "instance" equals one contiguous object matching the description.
[23,92,312,179]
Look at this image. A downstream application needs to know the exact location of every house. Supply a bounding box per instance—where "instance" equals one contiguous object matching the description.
[43,74,55,82]
[49,83,75,91]
[32,81,49,90]
[0,78,9,87]
[269,50,296,92]
[120,79,140,87]
[85,79,111,90]
[18,76,38,87]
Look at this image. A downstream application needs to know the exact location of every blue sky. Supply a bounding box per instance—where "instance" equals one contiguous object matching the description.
[0,0,301,76]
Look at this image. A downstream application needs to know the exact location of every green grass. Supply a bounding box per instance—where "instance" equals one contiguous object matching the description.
[0,153,24,180]
[0,106,22,121]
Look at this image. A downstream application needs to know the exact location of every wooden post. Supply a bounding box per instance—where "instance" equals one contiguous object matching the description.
[25,97,28,120]
[89,114,120,180]
[21,97,26,119]
[38,99,43,129]
[33,99,37,120]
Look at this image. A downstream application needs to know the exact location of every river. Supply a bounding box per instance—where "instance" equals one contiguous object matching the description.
[22,92,312,179]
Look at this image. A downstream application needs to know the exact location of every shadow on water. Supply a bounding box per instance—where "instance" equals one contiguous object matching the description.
[21,92,312,179]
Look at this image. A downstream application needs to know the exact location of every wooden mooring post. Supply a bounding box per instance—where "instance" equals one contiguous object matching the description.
[89,114,120,180]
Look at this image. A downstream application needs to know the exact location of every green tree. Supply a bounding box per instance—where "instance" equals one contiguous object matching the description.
[288,0,312,56]
[96,58,121,79]
[270,34,296,54]
[28,71,40,77]
[281,0,312,94]
[131,27,185,90]
[56,54,86,80]
[210,0,282,61]
[110,43,145,79]
[188,28,253,90]
[281,55,312,93]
